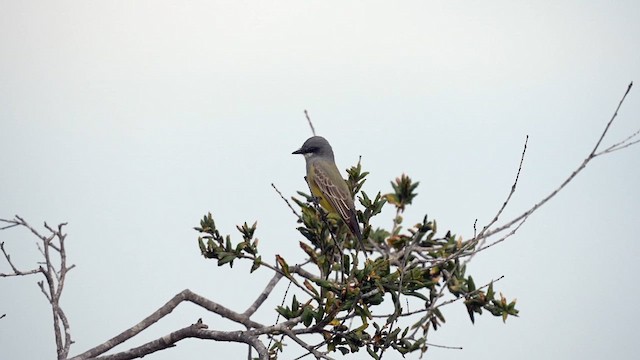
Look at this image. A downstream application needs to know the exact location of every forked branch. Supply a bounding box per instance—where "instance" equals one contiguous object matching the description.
[0,216,75,360]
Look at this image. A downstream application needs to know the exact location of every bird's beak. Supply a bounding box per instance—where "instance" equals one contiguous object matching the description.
[292,148,304,155]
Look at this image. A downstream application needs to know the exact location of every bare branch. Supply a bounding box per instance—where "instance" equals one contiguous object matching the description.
[1,216,74,359]
[93,320,269,360]
[470,215,530,258]
[0,241,40,277]
[478,135,528,238]
[90,314,308,360]
[590,81,634,155]
[424,342,463,350]
[37,279,52,302]
[68,289,270,359]
[243,272,284,317]
[272,183,302,219]
[596,127,640,155]
[482,82,636,240]
[0,221,20,230]
[304,110,317,136]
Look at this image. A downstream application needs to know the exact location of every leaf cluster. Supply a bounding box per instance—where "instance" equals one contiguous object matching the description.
[195,164,518,359]
[195,214,261,271]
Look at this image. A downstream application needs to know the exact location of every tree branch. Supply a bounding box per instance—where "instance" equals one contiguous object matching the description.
[68,289,267,359]
[243,272,284,318]
[93,319,269,360]
[0,216,74,359]
[483,82,635,240]
[0,241,39,277]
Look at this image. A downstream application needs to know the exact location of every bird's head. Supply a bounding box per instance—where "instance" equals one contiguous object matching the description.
[292,136,335,160]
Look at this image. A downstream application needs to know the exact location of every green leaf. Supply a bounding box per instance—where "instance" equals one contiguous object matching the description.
[302,306,314,327]
[367,346,380,360]
[468,276,476,292]
[250,256,261,273]
[218,254,236,267]
[276,306,291,319]
[276,255,291,278]
[487,282,495,299]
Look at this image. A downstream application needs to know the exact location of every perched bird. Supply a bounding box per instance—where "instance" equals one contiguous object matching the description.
[292,136,364,251]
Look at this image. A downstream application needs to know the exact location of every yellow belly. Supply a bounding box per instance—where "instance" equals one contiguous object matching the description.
[309,179,336,214]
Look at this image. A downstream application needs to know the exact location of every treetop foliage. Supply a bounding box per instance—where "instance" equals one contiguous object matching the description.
[195,161,518,359]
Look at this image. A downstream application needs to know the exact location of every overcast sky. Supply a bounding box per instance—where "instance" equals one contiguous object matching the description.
[1,1,639,359]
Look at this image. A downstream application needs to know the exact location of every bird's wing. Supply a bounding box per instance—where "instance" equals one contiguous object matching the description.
[311,162,362,241]
[311,162,352,220]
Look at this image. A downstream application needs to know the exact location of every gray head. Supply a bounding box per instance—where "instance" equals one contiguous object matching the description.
[292,136,335,160]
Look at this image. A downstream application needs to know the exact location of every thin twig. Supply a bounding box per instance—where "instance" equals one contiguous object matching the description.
[0,242,39,277]
[284,328,335,360]
[424,342,463,350]
[479,82,636,242]
[272,183,301,219]
[468,215,530,258]
[0,222,19,230]
[304,110,317,136]
[596,126,640,155]
[266,276,290,353]
[461,136,528,267]
[476,135,528,241]
[590,81,634,155]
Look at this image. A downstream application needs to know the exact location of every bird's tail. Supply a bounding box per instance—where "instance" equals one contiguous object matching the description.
[347,213,366,254]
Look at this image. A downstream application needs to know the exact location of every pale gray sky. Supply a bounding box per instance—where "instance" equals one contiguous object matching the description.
[1,1,639,359]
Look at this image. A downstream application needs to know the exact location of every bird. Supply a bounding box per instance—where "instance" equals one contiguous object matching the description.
[292,136,364,252]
